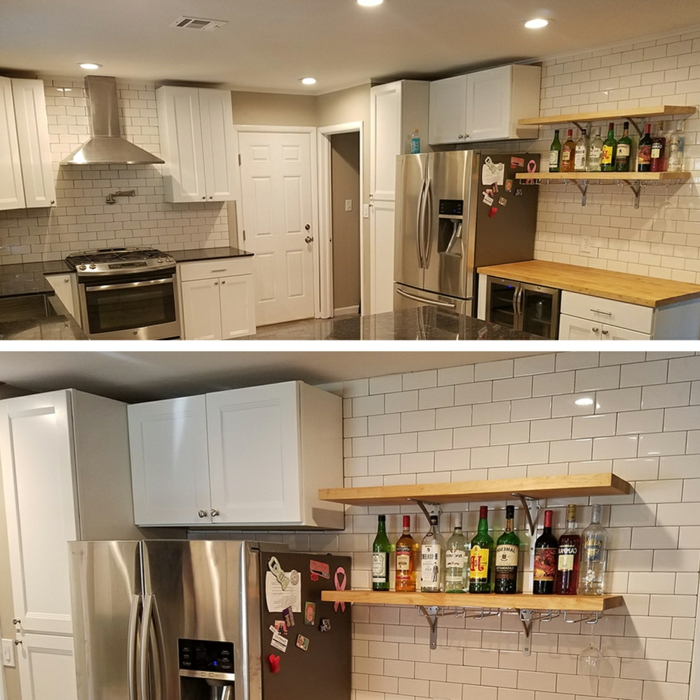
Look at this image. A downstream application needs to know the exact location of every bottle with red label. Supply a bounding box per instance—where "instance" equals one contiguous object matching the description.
[637,123,653,172]
[469,506,494,593]
[395,515,419,592]
[533,509,558,594]
[561,129,576,173]
[650,121,667,172]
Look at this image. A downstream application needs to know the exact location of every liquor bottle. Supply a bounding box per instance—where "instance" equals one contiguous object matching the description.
[495,505,520,594]
[549,129,562,172]
[420,515,445,592]
[395,515,419,592]
[650,122,667,172]
[579,504,608,595]
[637,123,653,172]
[601,123,617,172]
[615,121,633,172]
[667,120,686,172]
[445,513,469,593]
[588,128,604,172]
[533,509,558,594]
[574,129,589,172]
[561,129,576,173]
[555,504,580,595]
[372,515,391,591]
[469,506,494,593]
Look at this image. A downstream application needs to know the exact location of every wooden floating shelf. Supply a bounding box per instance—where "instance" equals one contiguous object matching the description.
[519,105,697,127]
[318,472,630,508]
[515,171,691,182]
[321,590,624,613]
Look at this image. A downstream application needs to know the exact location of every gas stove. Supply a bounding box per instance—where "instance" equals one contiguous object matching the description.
[66,247,176,277]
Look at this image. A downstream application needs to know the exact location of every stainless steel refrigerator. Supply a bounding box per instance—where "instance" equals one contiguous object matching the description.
[394,151,540,316]
[69,540,351,700]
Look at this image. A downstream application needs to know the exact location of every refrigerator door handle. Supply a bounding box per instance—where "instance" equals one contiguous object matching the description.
[422,178,433,269]
[139,594,153,700]
[396,288,457,309]
[151,595,167,700]
[128,594,142,700]
[415,179,427,268]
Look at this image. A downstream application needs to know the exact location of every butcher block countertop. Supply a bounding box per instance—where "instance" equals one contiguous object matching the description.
[477,260,700,308]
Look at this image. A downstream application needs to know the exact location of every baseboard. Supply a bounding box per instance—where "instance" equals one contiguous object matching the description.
[334,305,359,316]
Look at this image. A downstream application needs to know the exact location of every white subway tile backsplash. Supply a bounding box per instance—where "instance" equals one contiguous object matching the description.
[514,355,556,377]
[472,401,511,426]
[492,377,533,402]
[529,417,572,442]
[511,397,552,422]
[438,365,475,387]
[455,382,492,406]
[436,405,473,430]
[575,365,621,392]
[474,360,514,382]
[638,432,687,457]
[419,386,455,410]
[551,393,596,417]
[572,413,617,438]
[385,391,419,414]
[532,371,575,397]
[596,387,643,414]
[641,383,691,409]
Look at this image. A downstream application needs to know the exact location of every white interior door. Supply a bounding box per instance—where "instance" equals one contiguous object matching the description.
[0,391,76,636]
[238,129,316,326]
[16,634,77,700]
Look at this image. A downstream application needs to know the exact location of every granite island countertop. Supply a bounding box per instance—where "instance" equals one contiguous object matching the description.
[169,246,254,263]
[0,260,73,298]
[0,291,86,340]
[237,306,545,341]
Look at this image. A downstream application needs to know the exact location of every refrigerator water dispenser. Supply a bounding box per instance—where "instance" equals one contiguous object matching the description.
[179,639,235,700]
[437,200,463,256]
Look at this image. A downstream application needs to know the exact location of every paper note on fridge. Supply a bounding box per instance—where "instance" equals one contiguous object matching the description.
[482,157,505,186]
[266,571,302,613]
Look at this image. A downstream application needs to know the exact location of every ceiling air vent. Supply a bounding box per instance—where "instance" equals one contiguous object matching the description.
[170,16,227,31]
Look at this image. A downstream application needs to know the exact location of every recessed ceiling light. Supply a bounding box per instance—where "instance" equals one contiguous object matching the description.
[78,63,102,70]
[301,77,317,85]
[524,18,549,29]
[358,0,383,6]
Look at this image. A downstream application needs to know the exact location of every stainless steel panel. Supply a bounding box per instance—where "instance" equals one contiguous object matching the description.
[69,541,142,700]
[394,283,472,316]
[423,151,473,300]
[394,154,429,290]
[484,277,518,329]
[141,541,261,700]
[520,282,560,339]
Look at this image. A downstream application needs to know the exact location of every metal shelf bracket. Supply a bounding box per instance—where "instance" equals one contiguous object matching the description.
[620,179,642,209]
[410,499,441,525]
[566,178,588,206]
[511,492,541,537]
[418,606,441,650]
[418,606,500,650]
[626,117,643,137]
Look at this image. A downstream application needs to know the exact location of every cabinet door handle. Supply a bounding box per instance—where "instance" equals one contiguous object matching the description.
[221,280,226,284]
[214,281,219,285]
[210,509,220,517]
[592,327,599,333]
[211,269,227,273]
[602,329,609,335]
[198,510,207,518]
[590,308,612,316]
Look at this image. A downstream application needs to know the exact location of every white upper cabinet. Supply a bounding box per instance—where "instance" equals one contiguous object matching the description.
[156,86,239,203]
[429,64,541,145]
[0,77,55,211]
[128,381,344,529]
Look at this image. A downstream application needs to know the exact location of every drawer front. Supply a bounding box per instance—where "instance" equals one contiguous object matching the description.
[178,256,253,282]
[561,291,654,335]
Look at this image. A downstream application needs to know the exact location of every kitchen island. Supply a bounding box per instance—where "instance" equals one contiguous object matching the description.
[239,306,545,341]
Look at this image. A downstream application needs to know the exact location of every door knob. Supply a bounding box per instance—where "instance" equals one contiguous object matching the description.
[305,236,314,244]
[305,224,311,231]
[12,618,20,625]
[210,509,220,517]
[198,510,207,518]
[14,640,22,646]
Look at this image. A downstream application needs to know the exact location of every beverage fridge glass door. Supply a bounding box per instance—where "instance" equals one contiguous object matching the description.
[69,541,142,700]
[519,283,560,339]
[484,277,518,328]
[394,154,429,291]
[422,151,472,300]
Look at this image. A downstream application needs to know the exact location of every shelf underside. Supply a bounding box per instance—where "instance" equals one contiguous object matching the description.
[321,590,624,613]
[519,105,697,126]
[318,472,630,507]
[515,171,691,182]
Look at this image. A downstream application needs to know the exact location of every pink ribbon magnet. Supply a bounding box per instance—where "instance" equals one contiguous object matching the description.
[525,159,537,185]
[333,567,347,612]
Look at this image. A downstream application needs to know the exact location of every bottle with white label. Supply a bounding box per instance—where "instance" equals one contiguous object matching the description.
[420,515,445,592]
[574,129,590,172]
[667,120,686,172]
[588,129,604,172]
[579,504,608,595]
[372,515,391,591]
[445,513,469,593]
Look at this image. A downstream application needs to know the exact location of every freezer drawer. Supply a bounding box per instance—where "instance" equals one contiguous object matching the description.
[394,283,472,316]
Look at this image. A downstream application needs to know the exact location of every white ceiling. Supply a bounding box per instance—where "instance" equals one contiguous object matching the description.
[1,1,699,94]
[0,349,537,403]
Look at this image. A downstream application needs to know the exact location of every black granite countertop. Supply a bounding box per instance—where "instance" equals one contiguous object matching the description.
[0,291,87,340]
[238,307,545,341]
[170,246,254,263]
[0,260,72,298]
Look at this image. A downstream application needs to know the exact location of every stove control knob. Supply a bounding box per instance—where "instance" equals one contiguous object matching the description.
[78,265,86,270]
[157,258,163,263]
[166,256,174,262]
[89,264,96,269]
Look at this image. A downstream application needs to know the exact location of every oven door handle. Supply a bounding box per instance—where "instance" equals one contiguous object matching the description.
[84,278,174,293]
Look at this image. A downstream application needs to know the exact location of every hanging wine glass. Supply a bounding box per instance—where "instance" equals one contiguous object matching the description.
[578,629,602,677]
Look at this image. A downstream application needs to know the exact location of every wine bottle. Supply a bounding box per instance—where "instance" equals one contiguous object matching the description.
[372,515,391,591]
[445,514,469,592]
[495,505,520,594]
[561,129,576,173]
[650,121,666,172]
[574,129,589,172]
[555,504,580,595]
[395,515,419,592]
[469,506,494,593]
[533,509,558,594]
[615,121,632,172]
[579,504,608,596]
[601,122,617,172]
[420,515,445,592]
[637,123,652,172]
[588,129,604,172]
[549,129,562,173]
[667,120,686,172]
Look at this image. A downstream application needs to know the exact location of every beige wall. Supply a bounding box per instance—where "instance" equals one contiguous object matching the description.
[331,133,361,311]
[231,91,317,127]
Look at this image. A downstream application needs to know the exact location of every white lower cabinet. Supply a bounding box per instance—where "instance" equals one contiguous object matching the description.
[128,381,344,529]
[179,257,256,339]
[559,313,650,341]
[45,273,79,322]
[0,390,138,700]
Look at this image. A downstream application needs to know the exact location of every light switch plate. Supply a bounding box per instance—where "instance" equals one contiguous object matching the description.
[363,204,370,218]
[2,639,15,667]
[345,199,353,212]
[580,236,593,255]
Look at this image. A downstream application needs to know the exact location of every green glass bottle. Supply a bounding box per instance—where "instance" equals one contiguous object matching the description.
[469,506,494,593]
[495,505,521,594]
[615,121,633,172]
[372,515,391,591]
[601,122,617,172]
[549,129,562,173]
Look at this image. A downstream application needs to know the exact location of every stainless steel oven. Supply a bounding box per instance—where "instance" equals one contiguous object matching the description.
[68,247,181,340]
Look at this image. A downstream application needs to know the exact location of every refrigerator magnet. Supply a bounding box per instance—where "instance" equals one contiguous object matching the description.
[505,180,513,192]
[268,654,281,674]
[269,627,288,653]
[282,606,296,628]
[304,602,316,626]
[498,197,507,207]
[309,560,330,581]
[319,618,331,633]
[511,156,525,168]
[273,620,288,636]
[489,206,498,218]
[296,635,310,652]
[482,194,494,206]
[268,557,290,590]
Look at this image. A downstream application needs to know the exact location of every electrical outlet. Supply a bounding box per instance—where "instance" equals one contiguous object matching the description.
[2,639,15,667]
[363,204,370,219]
[345,199,353,212]
[581,236,593,255]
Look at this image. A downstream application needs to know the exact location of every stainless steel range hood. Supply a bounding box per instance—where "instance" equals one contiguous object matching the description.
[62,76,164,165]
